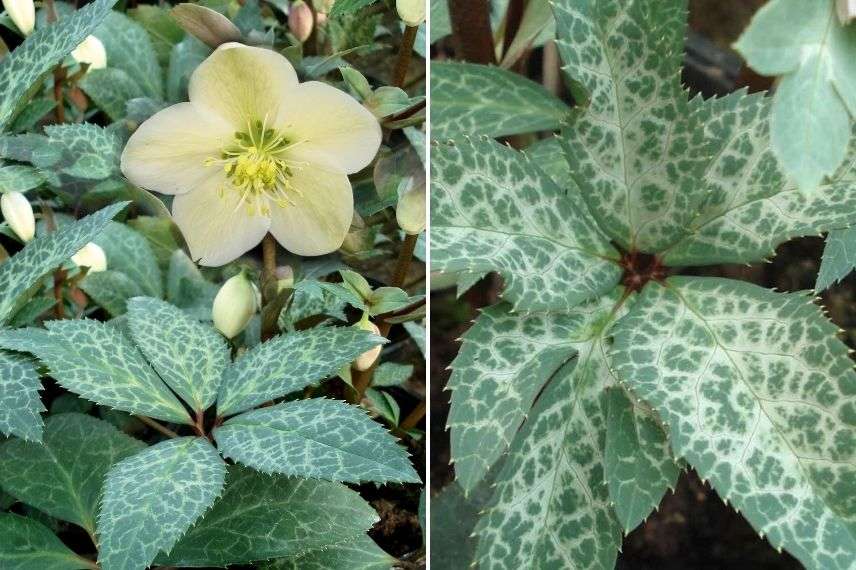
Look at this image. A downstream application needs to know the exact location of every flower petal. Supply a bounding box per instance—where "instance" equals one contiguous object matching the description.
[189,43,298,128]
[121,103,232,195]
[278,81,382,174]
[268,164,353,256]
[172,180,270,267]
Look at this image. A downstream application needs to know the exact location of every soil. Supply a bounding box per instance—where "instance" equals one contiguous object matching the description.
[429,1,844,568]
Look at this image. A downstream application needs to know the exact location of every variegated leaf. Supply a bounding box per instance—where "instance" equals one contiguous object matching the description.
[97,437,226,570]
[0,351,43,441]
[0,513,92,570]
[264,535,395,570]
[612,277,856,570]
[431,136,621,312]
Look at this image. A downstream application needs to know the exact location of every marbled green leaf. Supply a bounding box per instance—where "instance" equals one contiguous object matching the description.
[0,202,127,324]
[431,62,569,139]
[817,226,856,291]
[93,221,163,298]
[79,270,145,317]
[604,387,679,533]
[128,297,228,412]
[264,535,394,570]
[0,0,118,131]
[216,327,386,417]
[158,466,378,567]
[448,291,623,493]
[43,123,122,181]
[97,437,226,570]
[0,165,43,192]
[79,67,146,121]
[734,0,856,191]
[94,11,164,99]
[0,319,192,425]
[0,513,92,570]
[524,136,570,187]
[214,399,419,484]
[431,136,621,312]
[475,353,622,568]
[0,413,144,535]
[612,277,856,570]
[0,352,43,441]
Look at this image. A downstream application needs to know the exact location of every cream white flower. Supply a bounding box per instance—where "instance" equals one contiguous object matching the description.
[212,272,258,338]
[121,43,382,266]
[2,0,34,36]
[395,0,425,27]
[353,318,382,371]
[71,35,107,70]
[1,191,35,242]
[72,242,107,272]
[396,182,425,235]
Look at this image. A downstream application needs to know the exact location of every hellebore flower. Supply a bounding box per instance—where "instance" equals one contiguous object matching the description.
[71,35,107,70]
[121,43,382,266]
[72,242,107,272]
[1,191,35,242]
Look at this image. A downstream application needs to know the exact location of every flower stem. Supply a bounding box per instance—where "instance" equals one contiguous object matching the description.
[136,416,179,439]
[260,233,279,341]
[448,0,496,64]
[390,232,419,291]
[399,400,425,431]
[392,25,419,88]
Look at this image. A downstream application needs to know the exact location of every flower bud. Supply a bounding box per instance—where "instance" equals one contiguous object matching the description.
[396,183,425,235]
[72,242,107,272]
[289,1,313,43]
[2,0,34,36]
[275,265,294,292]
[1,191,35,242]
[212,272,258,339]
[396,0,425,27]
[71,35,107,70]
[353,318,382,371]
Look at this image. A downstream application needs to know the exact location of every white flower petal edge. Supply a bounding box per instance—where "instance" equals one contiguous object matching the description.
[121,103,234,196]
[189,42,300,128]
[172,175,271,266]
[277,81,383,174]
[267,163,353,256]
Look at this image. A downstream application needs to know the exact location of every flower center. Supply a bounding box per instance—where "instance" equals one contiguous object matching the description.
[205,119,305,216]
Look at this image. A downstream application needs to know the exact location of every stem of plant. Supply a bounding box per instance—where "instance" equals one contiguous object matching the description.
[399,400,426,431]
[393,25,419,88]
[136,416,179,439]
[448,0,496,64]
[260,233,278,341]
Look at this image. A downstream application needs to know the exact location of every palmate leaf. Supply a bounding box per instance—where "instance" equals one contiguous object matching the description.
[98,437,226,570]
[0,413,144,536]
[0,352,43,441]
[475,354,621,568]
[448,290,623,493]
[0,202,127,324]
[604,387,679,532]
[0,0,118,131]
[265,535,395,570]
[554,0,856,262]
[158,466,379,567]
[431,136,621,312]
[734,0,856,191]
[612,277,856,570]
[216,327,386,417]
[128,297,229,412]
[214,399,419,484]
[431,62,569,140]
[0,320,192,425]
[0,513,92,570]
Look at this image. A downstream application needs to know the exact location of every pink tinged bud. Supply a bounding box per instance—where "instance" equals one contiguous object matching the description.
[0,191,35,242]
[289,1,314,43]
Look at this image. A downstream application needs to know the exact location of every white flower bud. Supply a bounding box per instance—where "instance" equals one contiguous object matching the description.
[2,0,34,36]
[71,35,107,70]
[1,191,35,242]
[396,0,425,27]
[71,242,107,272]
[275,265,294,291]
[289,1,313,43]
[212,272,258,339]
[396,183,425,235]
[353,319,383,371]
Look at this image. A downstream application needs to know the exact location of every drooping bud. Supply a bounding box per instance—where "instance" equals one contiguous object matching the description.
[1,191,35,242]
[395,0,425,27]
[288,1,314,43]
[171,3,242,49]
[396,182,425,235]
[2,0,34,36]
[353,317,382,371]
[72,242,107,272]
[212,272,258,339]
[71,35,107,70]
[275,265,294,292]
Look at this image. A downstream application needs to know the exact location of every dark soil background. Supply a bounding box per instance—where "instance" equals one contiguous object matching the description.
[429,1,848,568]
